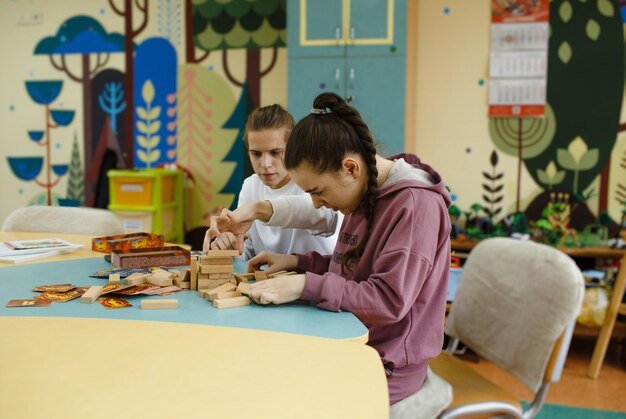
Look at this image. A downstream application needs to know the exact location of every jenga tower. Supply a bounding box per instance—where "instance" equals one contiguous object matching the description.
[192,250,240,292]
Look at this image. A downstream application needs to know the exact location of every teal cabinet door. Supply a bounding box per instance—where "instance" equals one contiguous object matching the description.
[347,0,406,57]
[287,57,345,121]
[287,0,345,58]
[346,56,406,155]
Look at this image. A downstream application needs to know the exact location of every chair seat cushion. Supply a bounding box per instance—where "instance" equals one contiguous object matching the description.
[430,352,522,411]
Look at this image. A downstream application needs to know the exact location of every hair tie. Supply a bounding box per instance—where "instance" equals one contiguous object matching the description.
[310,107,331,115]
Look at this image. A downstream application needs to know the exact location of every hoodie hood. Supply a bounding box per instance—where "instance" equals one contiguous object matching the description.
[378,153,451,208]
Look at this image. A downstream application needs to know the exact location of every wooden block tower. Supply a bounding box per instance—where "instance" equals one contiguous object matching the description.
[190,250,239,292]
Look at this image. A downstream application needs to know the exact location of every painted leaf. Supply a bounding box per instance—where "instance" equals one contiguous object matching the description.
[137,135,150,148]
[567,136,589,163]
[137,107,149,120]
[578,148,599,170]
[149,149,161,162]
[147,135,161,149]
[142,80,155,104]
[558,41,572,64]
[148,106,161,120]
[538,169,550,185]
[559,1,573,22]
[137,149,149,163]
[553,171,566,185]
[147,121,161,135]
[586,19,600,41]
[557,148,577,169]
[251,19,280,46]
[597,0,614,17]
[136,121,149,134]
[224,21,252,47]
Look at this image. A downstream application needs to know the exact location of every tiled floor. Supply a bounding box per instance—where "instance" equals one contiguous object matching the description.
[463,337,626,413]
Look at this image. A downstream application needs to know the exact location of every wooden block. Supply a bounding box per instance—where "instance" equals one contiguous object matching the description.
[141,299,179,309]
[208,273,221,279]
[169,269,181,277]
[229,277,237,286]
[213,296,250,309]
[108,273,121,283]
[268,271,297,279]
[254,271,268,281]
[236,282,252,295]
[198,278,228,290]
[124,273,149,286]
[180,268,190,282]
[204,249,240,257]
[199,257,233,265]
[180,281,190,289]
[190,258,198,291]
[219,273,231,279]
[206,283,236,300]
[232,272,255,284]
[147,274,173,287]
[215,290,242,300]
[200,264,234,274]
[80,285,103,303]
[198,273,210,280]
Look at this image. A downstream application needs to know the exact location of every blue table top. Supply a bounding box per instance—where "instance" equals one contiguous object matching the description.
[0,257,368,340]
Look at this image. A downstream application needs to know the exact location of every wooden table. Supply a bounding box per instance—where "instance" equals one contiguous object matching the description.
[0,232,388,418]
[451,239,626,379]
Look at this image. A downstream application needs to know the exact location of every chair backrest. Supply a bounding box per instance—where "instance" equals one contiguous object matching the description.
[2,206,125,237]
[445,238,584,392]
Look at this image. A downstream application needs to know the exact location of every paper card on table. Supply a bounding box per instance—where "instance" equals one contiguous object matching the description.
[116,283,160,295]
[32,284,76,293]
[98,297,132,309]
[6,299,52,307]
[34,288,84,303]
[99,283,132,296]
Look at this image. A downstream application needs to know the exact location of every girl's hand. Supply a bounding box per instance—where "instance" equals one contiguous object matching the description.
[249,275,306,305]
[247,251,298,275]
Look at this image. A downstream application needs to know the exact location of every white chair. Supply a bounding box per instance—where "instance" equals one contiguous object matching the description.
[431,237,585,418]
[2,205,124,236]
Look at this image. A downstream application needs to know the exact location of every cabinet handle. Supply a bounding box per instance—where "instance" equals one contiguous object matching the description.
[350,26,355,44]
[335,68,341,90]
[349,67,355,87]
[335,27,341,47]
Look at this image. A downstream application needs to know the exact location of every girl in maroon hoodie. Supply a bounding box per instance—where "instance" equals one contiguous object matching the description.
[247,92,451,412]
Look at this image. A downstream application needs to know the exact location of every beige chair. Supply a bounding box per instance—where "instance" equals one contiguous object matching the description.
[2,205,124,236]
[432,238,585,418]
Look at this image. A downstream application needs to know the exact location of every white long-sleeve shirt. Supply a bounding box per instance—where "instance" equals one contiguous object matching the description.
[238,174,342,260]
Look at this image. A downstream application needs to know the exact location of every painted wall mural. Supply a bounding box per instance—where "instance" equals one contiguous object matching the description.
[484,0,625,235]
[7,80,74,206]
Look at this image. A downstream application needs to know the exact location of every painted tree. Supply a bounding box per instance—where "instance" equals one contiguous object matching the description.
[191,0,286,108]
[525,0,623,213]
[108,0,150,168]
[66,131,85,205]
[133,38,178,168]
[220,86,252,209]
[158,0,182,48]
[7,80,74,205]
[98,82,126,135]
[176,65,237,226]
[488,104,557,213]
[481,150,505,220]
[34,15,124,205]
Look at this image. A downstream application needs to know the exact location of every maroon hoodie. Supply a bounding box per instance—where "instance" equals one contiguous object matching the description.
[298,153,451,404]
